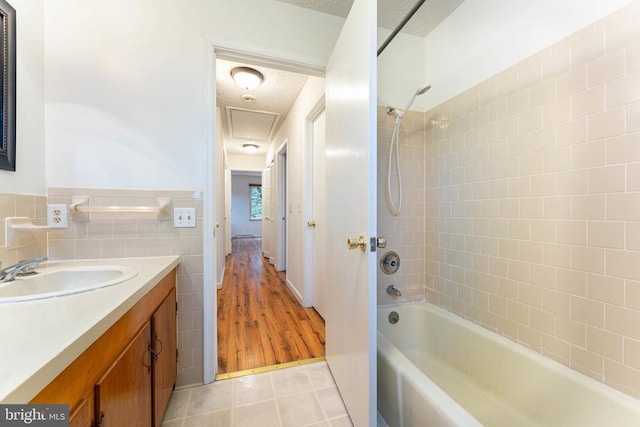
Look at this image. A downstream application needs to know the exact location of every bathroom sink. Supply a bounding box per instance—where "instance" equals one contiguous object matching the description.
[0,266,138,303]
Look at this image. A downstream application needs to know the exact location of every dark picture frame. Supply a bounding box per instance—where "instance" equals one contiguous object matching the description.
[0,0,15,171]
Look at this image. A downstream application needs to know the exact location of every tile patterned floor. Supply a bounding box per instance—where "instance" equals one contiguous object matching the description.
[161,361,353,427]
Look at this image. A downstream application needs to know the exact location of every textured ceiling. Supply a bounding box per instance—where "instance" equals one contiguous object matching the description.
[276,0,465,37]
[217,59,309,156]
[220,1,465,158]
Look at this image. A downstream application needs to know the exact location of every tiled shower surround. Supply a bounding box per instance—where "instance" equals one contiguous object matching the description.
[47,187,204,388]
[377,109,426,304]
[380,1,640,400]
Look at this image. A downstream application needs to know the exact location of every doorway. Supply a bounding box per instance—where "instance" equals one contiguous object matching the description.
[230,171,262,240]
[303,104,328,319]
[208,8,378,418]
[220,164,324,376]
[213,53,328,378]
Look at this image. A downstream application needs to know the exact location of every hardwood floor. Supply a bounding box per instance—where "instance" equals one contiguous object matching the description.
[217,238,325,374]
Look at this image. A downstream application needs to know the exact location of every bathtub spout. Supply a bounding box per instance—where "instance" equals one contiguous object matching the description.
[386,284,401,297]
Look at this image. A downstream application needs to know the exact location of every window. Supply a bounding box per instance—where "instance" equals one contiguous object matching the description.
[249,184,262,220]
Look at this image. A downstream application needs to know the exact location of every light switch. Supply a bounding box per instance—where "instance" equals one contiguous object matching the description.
[174,208,196,228]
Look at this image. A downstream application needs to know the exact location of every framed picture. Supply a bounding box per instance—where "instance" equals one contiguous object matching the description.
[0,0,15,171]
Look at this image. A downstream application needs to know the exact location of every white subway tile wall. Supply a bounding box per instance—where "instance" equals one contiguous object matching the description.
[420,1,640,398]
[47,187,204,388]
[377,109,427,305]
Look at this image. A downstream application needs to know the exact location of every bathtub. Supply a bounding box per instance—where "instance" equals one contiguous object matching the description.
[377,303,640,427]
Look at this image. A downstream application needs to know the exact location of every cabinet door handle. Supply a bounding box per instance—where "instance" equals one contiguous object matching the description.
[155,337,164,358]
[94,411,105,427]
[149,337,163,363]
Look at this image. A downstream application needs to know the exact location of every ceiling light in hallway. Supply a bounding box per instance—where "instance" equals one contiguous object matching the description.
[231,66,264,90]
[242,143,259,153]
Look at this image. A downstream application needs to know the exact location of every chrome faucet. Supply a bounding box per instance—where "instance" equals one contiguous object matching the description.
[386,284,401,297]
[0,256,48,282]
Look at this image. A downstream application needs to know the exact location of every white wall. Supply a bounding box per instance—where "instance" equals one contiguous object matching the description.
[376,29,426,113]
[421,0,637,111]
[268,76,325,302]
[43,0,344,190]
[227,153,266,172]
[231,173,262,237]
[0,0,45,195]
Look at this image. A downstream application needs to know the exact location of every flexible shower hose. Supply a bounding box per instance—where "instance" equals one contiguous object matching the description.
[387,117,402,216]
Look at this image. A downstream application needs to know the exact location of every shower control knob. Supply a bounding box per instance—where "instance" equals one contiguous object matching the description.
[380,251,400,275]
[376,237,387,248]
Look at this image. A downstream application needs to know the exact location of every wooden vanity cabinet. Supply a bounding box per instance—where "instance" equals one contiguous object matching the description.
[95,323,152,427]
[69,392,93,427]
[151,289,177,427]
[32,269,177,427]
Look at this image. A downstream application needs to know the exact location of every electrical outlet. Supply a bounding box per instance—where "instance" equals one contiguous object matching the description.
[47,204,68,228]
[173,208,196,228]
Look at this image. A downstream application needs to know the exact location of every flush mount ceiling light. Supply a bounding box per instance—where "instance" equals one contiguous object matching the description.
[231,67,264,90]
[242,143,259,154]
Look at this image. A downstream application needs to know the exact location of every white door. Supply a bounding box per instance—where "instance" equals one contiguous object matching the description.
[269,162,277,265]
[262,165,271,258]
[224,167,232,256]
[311,110,327,319]
[324,0,376,425]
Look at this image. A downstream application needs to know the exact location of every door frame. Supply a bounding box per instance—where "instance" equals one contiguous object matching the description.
[262,164,272,259]
[224,166,232,257]
[203,41,216,384]
[204,41,324,384]
[275,140,288,272]
[302,95,325,307]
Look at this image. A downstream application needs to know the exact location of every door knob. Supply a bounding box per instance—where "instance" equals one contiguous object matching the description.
[347,235,367,251]
[307,220,316,227]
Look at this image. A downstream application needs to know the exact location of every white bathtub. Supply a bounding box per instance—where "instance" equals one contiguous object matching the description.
[377,303,640,427]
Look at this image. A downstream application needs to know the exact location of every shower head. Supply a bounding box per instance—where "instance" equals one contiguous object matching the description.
[417,83,432,95]
[402,83,431,114]
[386,84,432,120]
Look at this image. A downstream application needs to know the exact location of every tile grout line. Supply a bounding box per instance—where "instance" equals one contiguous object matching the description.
[269,371,286,427]
[307,364,332,425]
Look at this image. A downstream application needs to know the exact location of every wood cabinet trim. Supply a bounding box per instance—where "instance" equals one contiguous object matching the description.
[151,289,177,427]
[30,268,177,416]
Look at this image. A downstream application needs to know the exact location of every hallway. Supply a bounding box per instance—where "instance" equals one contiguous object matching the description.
[217,238,325,375]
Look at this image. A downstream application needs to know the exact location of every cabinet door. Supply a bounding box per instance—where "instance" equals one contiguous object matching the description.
[95,323,152,427]
[69,391,93,427]
[151,289,177,426]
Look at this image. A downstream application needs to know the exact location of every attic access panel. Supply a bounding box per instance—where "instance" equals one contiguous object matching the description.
[227,107,281,141]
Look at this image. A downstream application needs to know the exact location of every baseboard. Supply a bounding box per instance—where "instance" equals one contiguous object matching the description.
[286,278,304,305]
[217,266,225,290]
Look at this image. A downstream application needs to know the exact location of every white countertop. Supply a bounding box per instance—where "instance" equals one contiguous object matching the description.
[0,256,180,403]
